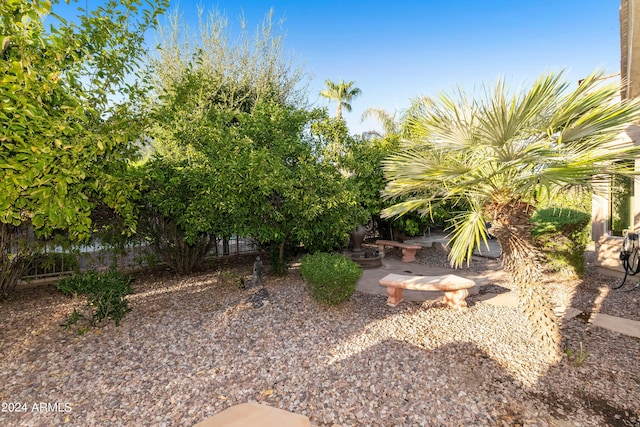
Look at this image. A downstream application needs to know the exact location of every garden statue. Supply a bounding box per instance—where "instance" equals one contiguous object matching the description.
[349,224,368,252]
[250,256,263,288]
[245,256,268,308]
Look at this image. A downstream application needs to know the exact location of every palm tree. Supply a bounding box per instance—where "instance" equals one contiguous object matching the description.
[399,95,434,138]
[361,107,398,136]
[381,70,640,360]
[320,79,361,120]
[362,97,434,137]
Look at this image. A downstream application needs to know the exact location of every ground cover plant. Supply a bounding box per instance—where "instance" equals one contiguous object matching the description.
[56,270,133,333]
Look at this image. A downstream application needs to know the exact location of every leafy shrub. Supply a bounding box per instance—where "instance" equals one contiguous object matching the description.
[56,270,133,333]
[300,252,362,305]
[531,207,591,277]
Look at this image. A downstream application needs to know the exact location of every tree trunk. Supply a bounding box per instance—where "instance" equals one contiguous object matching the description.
[278,240,285,270]
[0,223,32,298]
[487,202,562,361]
[336,102,342,120]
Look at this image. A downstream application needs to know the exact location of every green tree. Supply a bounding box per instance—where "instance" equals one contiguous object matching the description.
[0,0,168,296]
[382,71,640,359]
[320,79,362,120]
[143,9,362,274]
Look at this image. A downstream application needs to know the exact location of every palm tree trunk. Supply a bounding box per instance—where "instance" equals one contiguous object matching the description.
[336,102,342,120]
[489,202,562,361]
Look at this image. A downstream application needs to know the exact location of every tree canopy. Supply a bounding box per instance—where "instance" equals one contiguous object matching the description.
[0,0,168,296]
[142,8,363,274]
[1,0,168,239]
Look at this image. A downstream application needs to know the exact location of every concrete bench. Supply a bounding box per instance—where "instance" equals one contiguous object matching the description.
[375,240,422,262]
[379,273,475,310]
[194,403,310,427]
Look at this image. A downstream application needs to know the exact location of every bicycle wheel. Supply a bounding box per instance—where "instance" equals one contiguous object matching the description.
[613,252,637,289]
[632,249,640,274]
[614,233,640,289]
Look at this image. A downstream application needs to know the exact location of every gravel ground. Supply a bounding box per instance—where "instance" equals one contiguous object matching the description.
[1,251,639,427]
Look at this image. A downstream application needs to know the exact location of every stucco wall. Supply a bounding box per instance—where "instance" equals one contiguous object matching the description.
[595,235,626,278]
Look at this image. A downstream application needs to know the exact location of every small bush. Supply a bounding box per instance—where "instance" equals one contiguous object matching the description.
[531,207,591,277]
[300,252,362,305]
[56,270,133,333]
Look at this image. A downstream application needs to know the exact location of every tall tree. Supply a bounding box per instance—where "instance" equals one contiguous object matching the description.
[143,8,362,274]
[320,79,361,120]
[381,71,640,360]
[0,0,168,296]
[361,96,433,138]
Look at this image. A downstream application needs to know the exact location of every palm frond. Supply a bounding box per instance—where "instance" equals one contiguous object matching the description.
[447,206,489,268]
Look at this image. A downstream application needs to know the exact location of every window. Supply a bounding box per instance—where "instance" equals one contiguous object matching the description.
[609,172,634,236]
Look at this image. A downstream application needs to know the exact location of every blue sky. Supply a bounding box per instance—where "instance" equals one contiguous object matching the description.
[163,0,621,134]
[65,1,622,135]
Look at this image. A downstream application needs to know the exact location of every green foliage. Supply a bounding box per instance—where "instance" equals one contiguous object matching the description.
[0,0,168,294]
[300,252,362,305]
[342,135,400,217]
[534,187,591,213]
[339,133,458,238]
[135,159,217,274]
[531,208,591,237]
[149,7,307,119]
[310,115,352,164]
[144,10,363,273]
[565,342,590,366]
[392,215,425,237]
[0,224,36,297]
[56,270,133,332]
[531,207,591,277]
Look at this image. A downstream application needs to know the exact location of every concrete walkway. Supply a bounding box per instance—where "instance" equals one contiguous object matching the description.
[356,255,640,339]
[404,233,503,259]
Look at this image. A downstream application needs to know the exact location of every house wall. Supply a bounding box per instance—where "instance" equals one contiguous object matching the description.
[593,1,640,277]
[621,0,640,99]
[593,126,640,277]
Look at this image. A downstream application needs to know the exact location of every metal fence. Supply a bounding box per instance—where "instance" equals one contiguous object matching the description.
[18,235,259,284]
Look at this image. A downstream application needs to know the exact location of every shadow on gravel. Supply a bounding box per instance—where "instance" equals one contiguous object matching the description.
[538,262,640,426]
